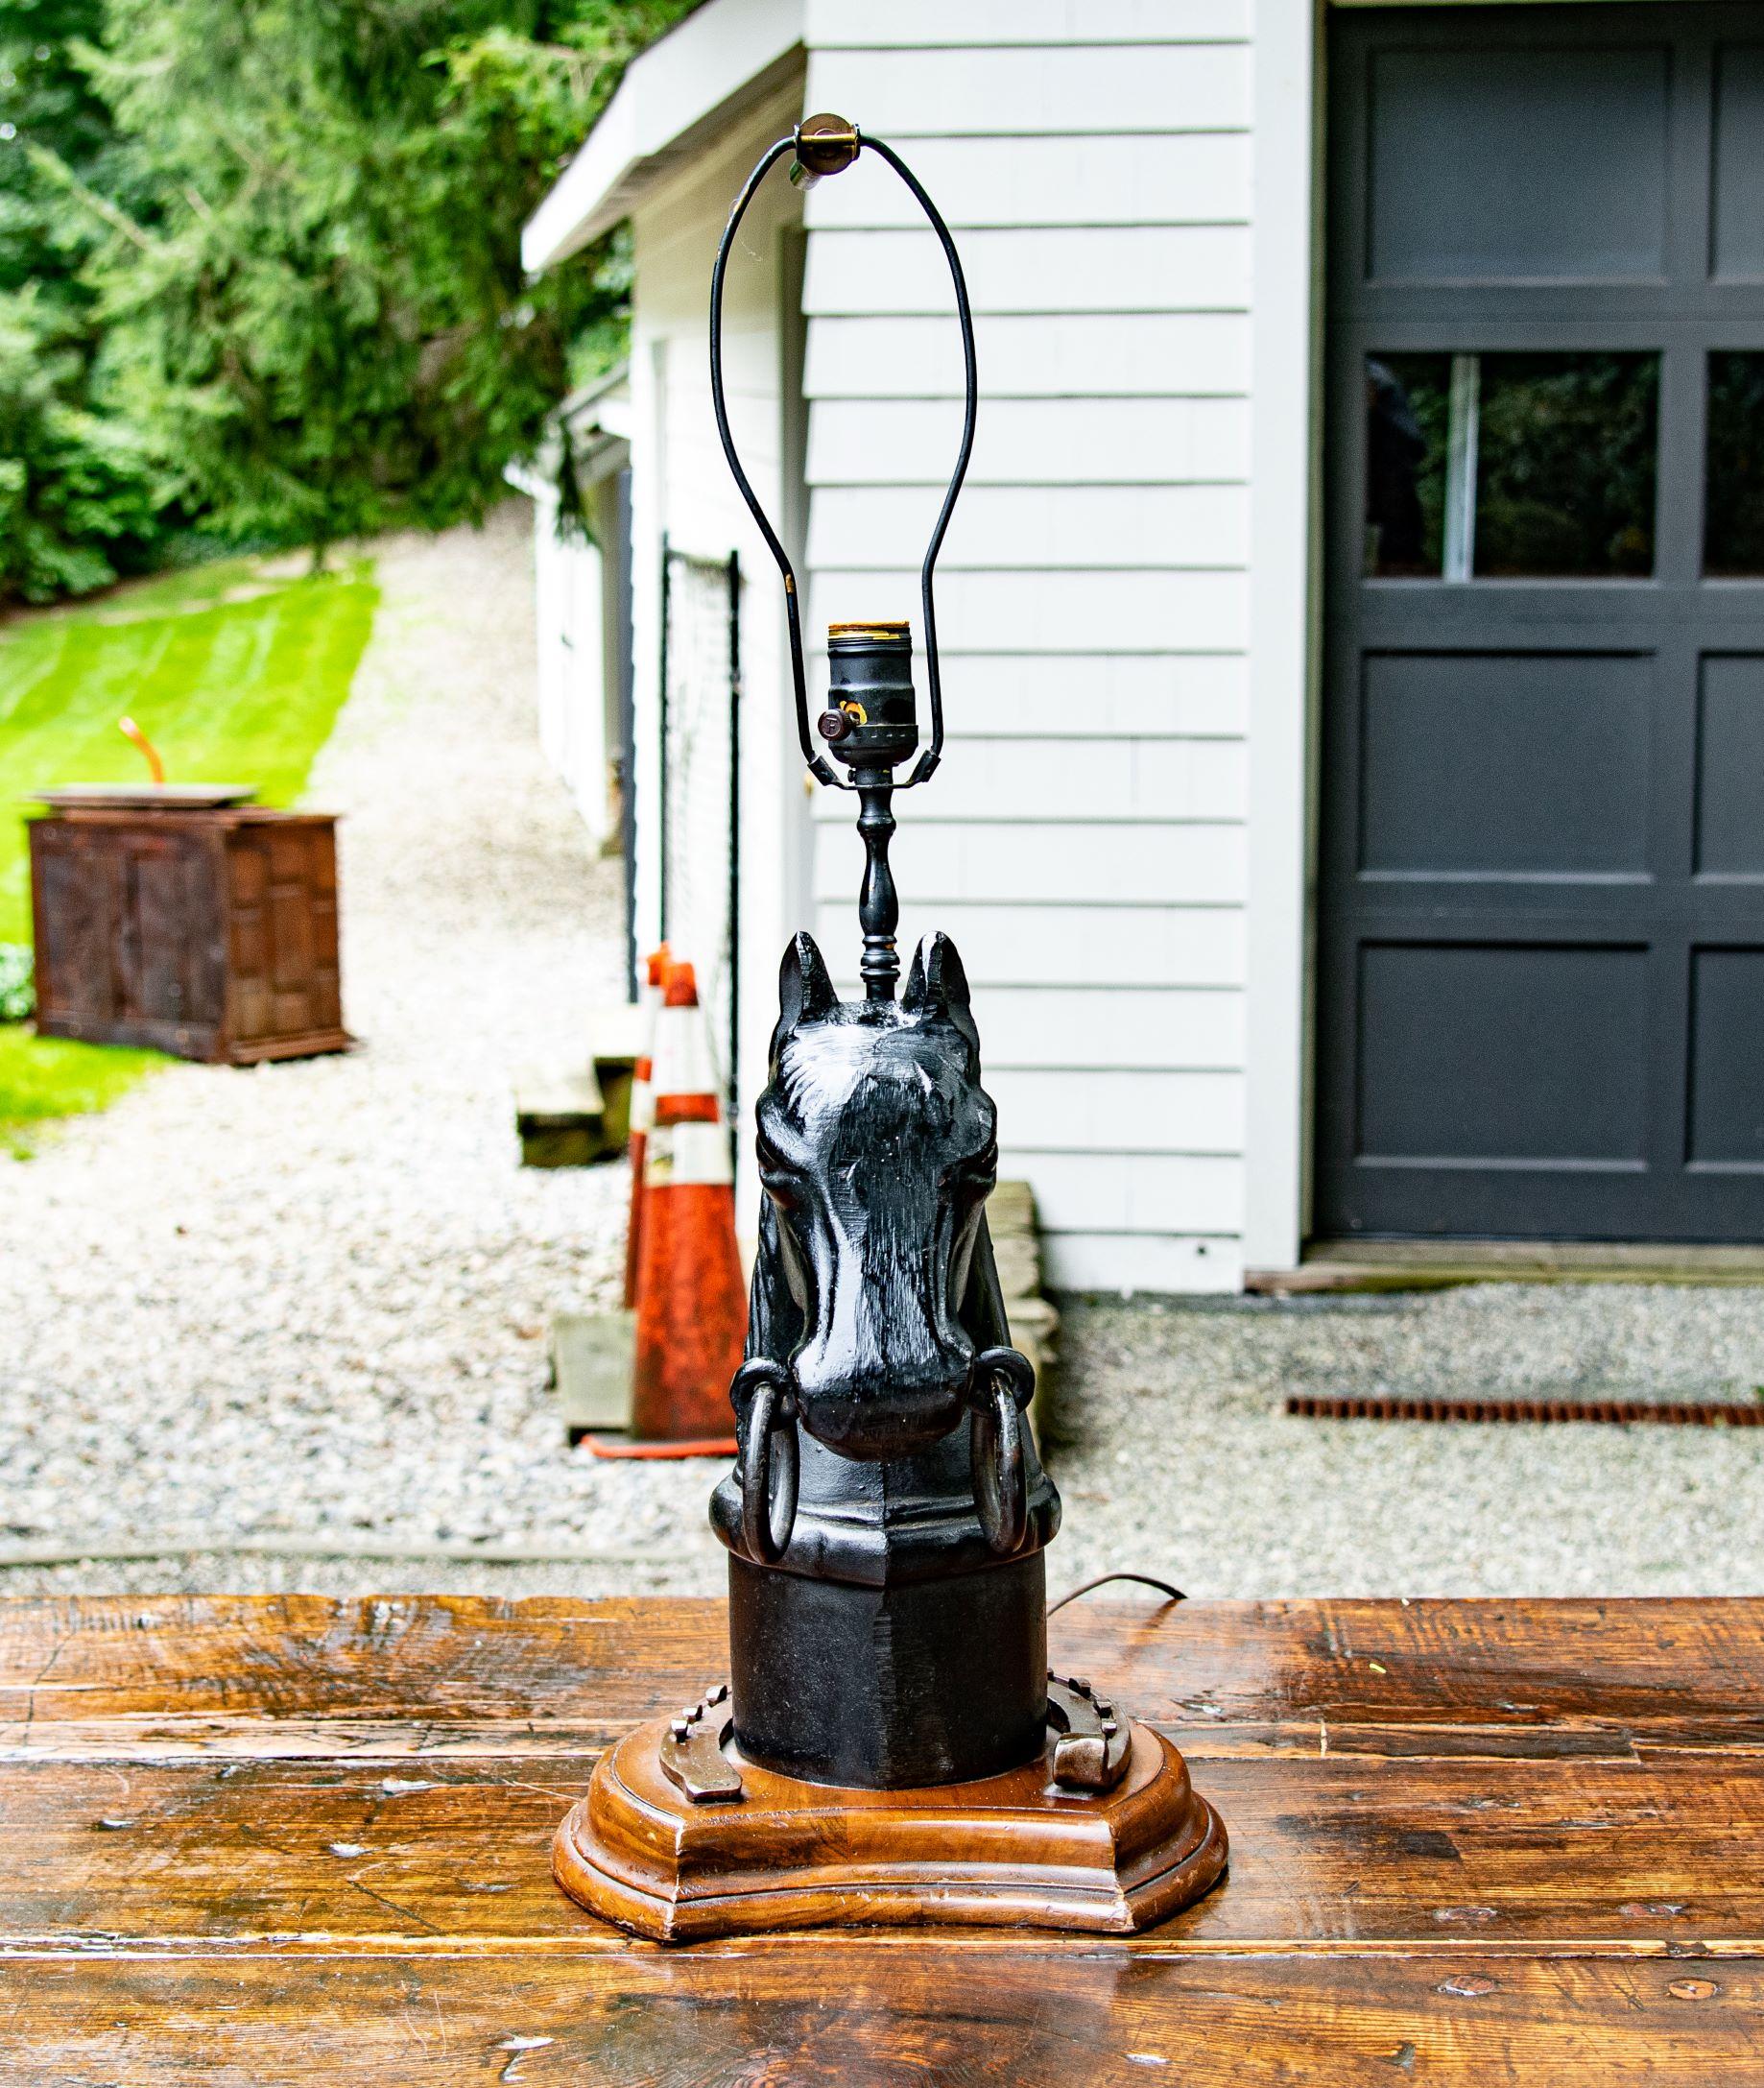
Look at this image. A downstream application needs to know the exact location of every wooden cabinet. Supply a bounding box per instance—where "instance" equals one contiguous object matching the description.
[29,795,350,1064]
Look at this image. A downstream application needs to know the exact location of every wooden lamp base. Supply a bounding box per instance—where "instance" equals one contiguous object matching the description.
[553,1687,1228,1943]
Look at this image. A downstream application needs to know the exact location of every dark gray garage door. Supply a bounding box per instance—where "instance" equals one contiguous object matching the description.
[1317,3,1764,1242]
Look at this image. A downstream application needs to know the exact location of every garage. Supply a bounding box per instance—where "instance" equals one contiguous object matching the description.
[1315,3,1764,1242]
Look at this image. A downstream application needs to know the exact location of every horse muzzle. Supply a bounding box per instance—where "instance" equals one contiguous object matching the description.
[728,1348,1037,1565]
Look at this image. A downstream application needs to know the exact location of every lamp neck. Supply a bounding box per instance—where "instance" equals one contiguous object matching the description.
[853,770,899,1001]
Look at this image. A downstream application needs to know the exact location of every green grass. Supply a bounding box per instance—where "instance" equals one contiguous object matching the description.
[0,1030,163,1158]
[0,554,379,1149]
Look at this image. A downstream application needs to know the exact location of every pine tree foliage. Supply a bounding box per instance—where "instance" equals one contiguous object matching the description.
[0,0,163,599]
[0,0,690,602]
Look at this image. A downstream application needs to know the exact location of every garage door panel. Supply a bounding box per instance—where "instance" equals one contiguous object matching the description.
[1366,45,1670,285]
[1322,5,1764,1243]
[1360,652,1653,876]
[1694,656,1764,875]
[1356,944,1652,1164]
[1688,948,1764,1164]
[1712,44,1764,282]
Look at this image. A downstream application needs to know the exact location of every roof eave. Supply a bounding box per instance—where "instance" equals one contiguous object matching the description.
[522,0,804,275]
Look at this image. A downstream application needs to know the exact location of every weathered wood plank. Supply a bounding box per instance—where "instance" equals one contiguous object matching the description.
[0,1598,1758,2080]
[3,1598,1760,1750]
[0,1750,1757,1951]
[4,1951,1760,2086]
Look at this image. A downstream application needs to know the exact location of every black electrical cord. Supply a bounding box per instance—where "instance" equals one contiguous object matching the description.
[1047,1572,1186,1617]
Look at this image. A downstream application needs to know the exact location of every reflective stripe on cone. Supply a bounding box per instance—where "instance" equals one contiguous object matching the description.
[622,944,669,1310]
[598,957,743,1457]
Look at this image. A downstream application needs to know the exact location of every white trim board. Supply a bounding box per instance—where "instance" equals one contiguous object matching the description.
[1241,0,1321,1277]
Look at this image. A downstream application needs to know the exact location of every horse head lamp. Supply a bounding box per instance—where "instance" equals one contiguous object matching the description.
[553,111,1228,1942]
[709,116,1035,1582]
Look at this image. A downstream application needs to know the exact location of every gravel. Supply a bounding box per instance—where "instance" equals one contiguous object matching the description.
[1041,1289,1764,1601]
[4,503,1764,1602]
[0,504,720,1596]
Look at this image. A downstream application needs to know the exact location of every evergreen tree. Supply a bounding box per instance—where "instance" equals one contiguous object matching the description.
[0,0,689,600]
[0,0,163,601]
[84,0,684,560]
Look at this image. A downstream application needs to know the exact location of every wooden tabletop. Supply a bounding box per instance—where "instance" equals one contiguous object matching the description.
[1,1594,1759,2082]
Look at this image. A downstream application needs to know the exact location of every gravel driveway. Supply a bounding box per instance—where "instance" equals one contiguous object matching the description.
[4,504,1764,1601]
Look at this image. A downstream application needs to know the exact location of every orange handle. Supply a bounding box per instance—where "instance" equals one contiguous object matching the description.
[117,716,165,785]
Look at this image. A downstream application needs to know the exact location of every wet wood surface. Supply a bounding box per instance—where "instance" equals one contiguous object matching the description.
[0,1595,1760,2082]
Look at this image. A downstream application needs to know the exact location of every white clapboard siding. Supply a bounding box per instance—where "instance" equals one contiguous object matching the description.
[804,45,1251,136]
[808,398,1250,487]
[803,132,1251,229]
[805,1,1251,48]
[810,979,1244,1072]
[922,654,1248,738]
[816,821,1245,908]
[809,735,1245,823]
[987,1068,1245,1154]
[999,1150,1244,1236]
[809,485,1250,569]
[798,20,1256,1284]
[810,568,1249,654]
[811,900,1244,988]
[804,313,1251,399]
[1041,1232,1243,1294]
[805,227,1250,316]
[930,737,1245,823]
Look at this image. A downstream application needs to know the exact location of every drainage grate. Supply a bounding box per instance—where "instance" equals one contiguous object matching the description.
[1285,1393,1764,1428]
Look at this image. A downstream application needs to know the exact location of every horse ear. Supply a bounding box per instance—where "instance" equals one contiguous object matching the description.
[903,930,971,1015]
[775,931,839,1036]
[903,931,981,1070]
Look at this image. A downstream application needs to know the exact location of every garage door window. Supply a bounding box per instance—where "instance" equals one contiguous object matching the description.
[1366,351,1658,580]
[1705,351,1764,575]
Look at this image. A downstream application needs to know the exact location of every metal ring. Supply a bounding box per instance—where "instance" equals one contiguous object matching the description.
[970,1375,1027,1557]
[971,1346,1036,1415]
[734,1368,799,1566]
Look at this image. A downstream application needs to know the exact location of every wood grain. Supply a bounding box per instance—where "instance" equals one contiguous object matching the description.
[4,1951,1760,2086]
[2,1596,1755,1748]
[0,1748,1757,1950]
[1,1596,1759,2080]
[553,1716,1228,1940]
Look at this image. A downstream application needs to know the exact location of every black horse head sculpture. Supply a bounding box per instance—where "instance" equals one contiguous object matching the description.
[710,931,1060,1788]
[754,928,1000,1458]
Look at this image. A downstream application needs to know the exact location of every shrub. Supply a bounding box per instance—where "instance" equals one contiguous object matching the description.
[0,945,35,1023]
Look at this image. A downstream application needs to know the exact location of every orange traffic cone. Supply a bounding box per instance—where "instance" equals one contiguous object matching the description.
[623,943,670,1309]
[591,962,744,1459]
